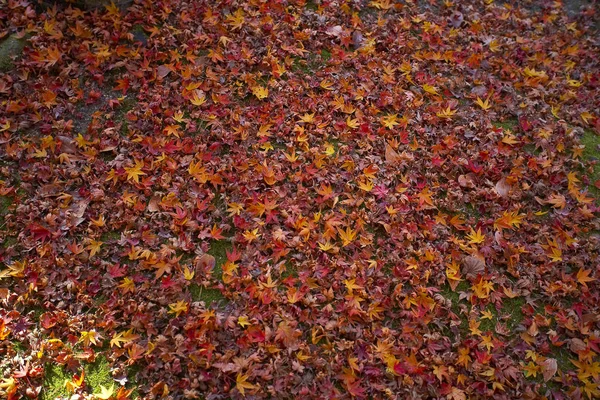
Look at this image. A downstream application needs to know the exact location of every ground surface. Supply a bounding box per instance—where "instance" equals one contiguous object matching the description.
[0,0,600,399]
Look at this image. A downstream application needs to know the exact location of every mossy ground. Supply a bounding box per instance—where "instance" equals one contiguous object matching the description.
[189,239,232,305]
[41,356,123,400]
[581,128,600,197]
[0,34,29,72]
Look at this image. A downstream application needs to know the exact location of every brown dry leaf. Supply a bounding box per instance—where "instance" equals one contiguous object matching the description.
[495,178,511,197]
[385,143,401,164]
[147,196,161,212]
[541,358,557,382]
[195,253,216,273]
[462,255,485,279]
[458,174,475,189]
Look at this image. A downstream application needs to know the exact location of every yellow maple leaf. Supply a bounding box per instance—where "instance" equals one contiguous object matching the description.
[79,330,100,347]
[183,266,195,281]
[110,329,139,348]
[237,315,251,328]
[124,159,146,183]
[236,373,257,396]
[94,384,115,400]
[466,227,485,244]
[422,83,438,95]
[337,226,357,247]
[168,300,189,317]
[320,79,334,90]
[577,269,595,289]
[252,86,269,100]
[474,96,492,111]
[189,89,206,106]
[346,116,359,129]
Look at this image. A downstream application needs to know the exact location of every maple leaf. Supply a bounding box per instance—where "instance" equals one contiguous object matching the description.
[466,227,485,244]
[65,371,85,393]
[436,105,457,119]
[546,193,566,209]
[189,89,206,106]
[320,79,334,90]
[168,300,189,317]
[163,124,181,138]
[521,361,539,378]
[380,114,399,129]
[226,9,245,30]
[90,215,106,227]
[235,373,256,396]
[422,84,438,95]
[183,266,195,280]
[577,269,595,289]
[243,228,261,243]
[346,116,359,129]
[237,316,251,328]
[79,330,101,347]
[252,86,269,100]
[0,260,25,280]
[94,384,115,400]
[337,226,357,247]
[474,96,492,111]
[124,159,146,183]
[87,239,103,258]
[493,210,525,230]
[110,329,139,348]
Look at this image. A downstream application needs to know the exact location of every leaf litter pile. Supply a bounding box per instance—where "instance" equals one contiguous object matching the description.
[1,0,600,399]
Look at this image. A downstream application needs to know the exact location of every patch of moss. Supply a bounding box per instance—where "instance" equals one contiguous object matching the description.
[131,25,148,45]
[493,118,518,131]
[100,231,121,242]
[41,364,70,400]
[581,129,600,197]
[115,96,136,135]
[523,143,542,155]
[0,195,13,228]
[207,239,232,280]
[500,296,525,330]
[439,281,470,331]
[305,0,318,11]
[279,259,298,280]
[126,364,143,399]
[549,344,575,372]
[462,203,481,219]
[291,50,330,74]
[84,356,114,394]
[190,284,227,305]
[479,306,499,332]
[0,34,29,72]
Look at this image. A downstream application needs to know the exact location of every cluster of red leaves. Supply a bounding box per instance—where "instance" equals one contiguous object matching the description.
[1,0,599,398]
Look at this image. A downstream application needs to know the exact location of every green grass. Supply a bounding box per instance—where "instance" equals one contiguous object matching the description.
[100,231,121,242]
[0,195,12,229]
[206,239,232,280]
[581,129,600,197]
[190,284,226,305]
[0,34,29,72]
[115,96,136,135]
[41,356,117,400]
[439,281,470,331]
[499,296,526,330]
[188,239,232,305]
[279,259,298,280]
[41,364,70,400]
[291,49,331,74]
[493,118,518,131]
[85,356,114,395]
[305,0,318,11]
